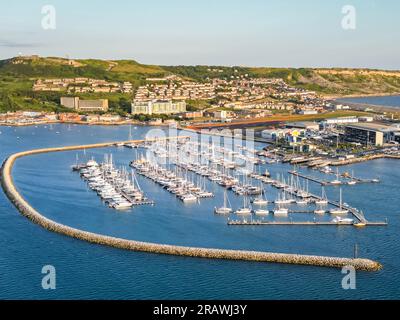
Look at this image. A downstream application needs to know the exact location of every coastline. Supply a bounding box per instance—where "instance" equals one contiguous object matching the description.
[322,92,399,113]
[0,120,171,128]
[0,140,382,271]
[325,92,400,100]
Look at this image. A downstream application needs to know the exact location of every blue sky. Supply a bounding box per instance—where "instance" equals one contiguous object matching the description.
[0,0,399,69]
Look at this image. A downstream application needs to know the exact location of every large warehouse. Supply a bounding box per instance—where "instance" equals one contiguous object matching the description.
[344,123,400,146]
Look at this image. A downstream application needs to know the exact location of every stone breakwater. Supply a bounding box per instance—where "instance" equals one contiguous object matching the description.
[0,140,383,271]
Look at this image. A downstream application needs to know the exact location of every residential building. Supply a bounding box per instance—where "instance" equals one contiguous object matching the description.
[131,100,186,115]
[182,111,204,119]
[60,97,109,112]
[78,99,109,112]
[213,110,228,119]
[60,97,79,109]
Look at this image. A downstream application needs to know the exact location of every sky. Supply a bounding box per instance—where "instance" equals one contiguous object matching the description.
[0,0,399,69]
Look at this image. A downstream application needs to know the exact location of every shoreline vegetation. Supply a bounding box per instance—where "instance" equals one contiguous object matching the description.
[0,139,382,271]
[2,55,400,114]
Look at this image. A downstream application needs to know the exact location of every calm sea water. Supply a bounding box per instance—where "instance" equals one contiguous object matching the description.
[0,124,399,300]
[338,95,400,108]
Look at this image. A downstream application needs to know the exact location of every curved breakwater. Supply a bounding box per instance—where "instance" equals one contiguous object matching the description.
[0,140,382,272]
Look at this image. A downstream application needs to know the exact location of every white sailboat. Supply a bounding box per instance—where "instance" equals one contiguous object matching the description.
[214,189,233,214]
[331,168,342,185]
[235,194,252,215]
[254,208,269,215]
[252,183,268,206]
[273,206,289,216]
[347,171,357,185]
[181,194,197,203]
[329,188,349,215]
[315,187,328,205]
[314,206,326,214]
[275,190,292,205]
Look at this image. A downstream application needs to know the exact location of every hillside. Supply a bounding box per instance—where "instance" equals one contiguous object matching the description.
[1,55,400,113]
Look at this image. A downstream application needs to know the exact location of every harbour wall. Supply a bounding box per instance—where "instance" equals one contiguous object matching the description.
[0,139,382,272]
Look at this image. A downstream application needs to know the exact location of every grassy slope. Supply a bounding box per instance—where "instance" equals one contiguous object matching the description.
[1,56,400,112]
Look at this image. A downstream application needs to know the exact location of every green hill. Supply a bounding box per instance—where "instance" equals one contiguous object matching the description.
[1,55,400,113]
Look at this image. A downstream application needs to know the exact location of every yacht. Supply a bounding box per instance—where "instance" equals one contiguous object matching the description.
[254,209,269,216]
[330,168,342,185]
[235,207,252,215]
[332,217,354,224]
[315,187,328,205]
[181,194,197,203]
[321,166,333,174]
[314,208,326,214]
[214,189,233,215]
[296,199,309,205]
[275,191,292,205]
[110,201,133,210]
[252,184,268,206]
[329,189,349,215]
[273,207,289,216]
[253,198,268,206]
[235,195,252,215]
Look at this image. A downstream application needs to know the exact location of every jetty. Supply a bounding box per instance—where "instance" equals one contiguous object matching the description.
[0,139,383,271]
[228,220,388,227]
[250,172,387,227]
[289,170,379,186]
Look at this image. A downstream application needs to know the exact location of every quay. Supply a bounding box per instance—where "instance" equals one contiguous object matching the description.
[289,171,330,186]
[0,139,382,271]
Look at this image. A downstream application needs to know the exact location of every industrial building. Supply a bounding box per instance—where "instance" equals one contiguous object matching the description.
[261,128,305,143]
[286,121,320,131]
[322,116,359,126]
[344,123,400,146]
[131,100,186,115]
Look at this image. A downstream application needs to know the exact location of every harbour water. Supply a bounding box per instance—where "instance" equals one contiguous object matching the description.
[337,95,400,108]
[0,124,399,299]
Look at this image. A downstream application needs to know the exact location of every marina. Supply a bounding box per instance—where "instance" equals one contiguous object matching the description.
[2,0,400,300]
[76,155,154,210]
[131,158,214,202]
[0,123,398,299]
[0,136,383,273]
[119,136,388,227]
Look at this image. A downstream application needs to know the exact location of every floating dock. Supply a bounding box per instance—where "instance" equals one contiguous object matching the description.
[251,172,387,227]
[289,171,379,186]
[228,220,388,227]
